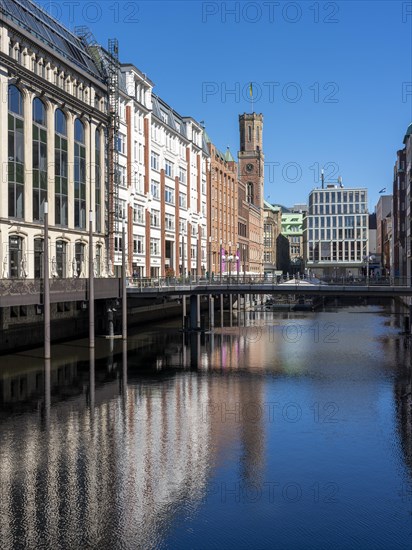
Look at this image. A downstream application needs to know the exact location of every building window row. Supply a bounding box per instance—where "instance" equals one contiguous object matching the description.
[8,85,103,230]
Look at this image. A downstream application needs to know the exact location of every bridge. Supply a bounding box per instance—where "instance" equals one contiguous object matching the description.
[127,279,412,298]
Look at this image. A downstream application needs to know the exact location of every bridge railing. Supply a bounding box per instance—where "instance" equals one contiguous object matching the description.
[126,275,411,289]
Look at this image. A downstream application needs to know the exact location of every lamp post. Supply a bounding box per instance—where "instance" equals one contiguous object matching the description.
[208,235,212,281]
[89,208,94,348]
[181,229,185,281]
[219,238,223,283]
[44,201,50,360]
[236,243,239,283]
[122,217,127,340]
[228,242,233,283]
[243,244,246,283]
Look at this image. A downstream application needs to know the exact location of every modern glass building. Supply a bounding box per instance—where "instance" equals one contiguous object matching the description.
[304,185,368,278]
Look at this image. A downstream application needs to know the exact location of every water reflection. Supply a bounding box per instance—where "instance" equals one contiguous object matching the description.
[0,306,411,549]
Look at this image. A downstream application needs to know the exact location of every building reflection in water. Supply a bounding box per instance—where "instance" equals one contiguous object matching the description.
[0,306,411,548]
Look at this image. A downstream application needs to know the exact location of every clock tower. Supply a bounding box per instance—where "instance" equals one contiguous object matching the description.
[238,113,264,209]
[238,113,265,273]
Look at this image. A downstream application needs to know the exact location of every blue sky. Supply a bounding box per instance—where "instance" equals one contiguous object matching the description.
[42,0,411,210]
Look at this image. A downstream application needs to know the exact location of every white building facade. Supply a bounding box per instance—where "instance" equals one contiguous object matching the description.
[0,0,108,280]
[115,64,209,279]
[304,185,369,278]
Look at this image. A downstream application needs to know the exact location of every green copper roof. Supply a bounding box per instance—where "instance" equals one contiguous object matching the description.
[225,147,235,162]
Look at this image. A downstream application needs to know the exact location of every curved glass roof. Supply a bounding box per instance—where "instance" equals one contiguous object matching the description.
[0,0,104,80]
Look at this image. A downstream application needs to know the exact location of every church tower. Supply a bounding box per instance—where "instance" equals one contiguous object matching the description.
[238,113,264,209]
[238,113,264,273]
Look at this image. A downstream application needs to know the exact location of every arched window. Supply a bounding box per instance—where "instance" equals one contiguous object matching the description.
[33,98,47,221]
[34,238,44,279]
[55,109,68,226]
[247,182,254,204]
[56,240,67,278]
[75,242,85,277]
[248,125,251,142]
[9,235,23,278]
[8,85,24,219]
[95,244,102,277]
[95,129,101,232]
[256,126,259,142]
[74,119,86,229]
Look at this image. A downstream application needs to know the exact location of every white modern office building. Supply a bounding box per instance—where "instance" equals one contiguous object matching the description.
[304,185,369,278]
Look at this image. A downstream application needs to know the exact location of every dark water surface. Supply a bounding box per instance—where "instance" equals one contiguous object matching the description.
[0,305,411,549]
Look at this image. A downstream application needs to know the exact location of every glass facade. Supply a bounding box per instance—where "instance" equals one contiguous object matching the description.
[32,98,47,221]
[8,85,24,219]
[306,187,368,267]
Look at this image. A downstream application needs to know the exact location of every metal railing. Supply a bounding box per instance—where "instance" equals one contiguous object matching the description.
[126,275,410,289]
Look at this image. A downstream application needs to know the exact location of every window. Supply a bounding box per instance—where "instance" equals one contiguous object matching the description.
[151,151,159,170]
[74,119,86,228]
[165,186,174,204]
[150,209,160,228]
[9,236,23,278]
[134,236,144,254]
[151,180,159,199]
[56,240,67,278]
[95,245,102,277]
[179,192,186,209]
[134,204,144,224]
[165,213,174,231]
[165,159,173,178]
[179,167,186,183]
[32,98,47,221]
[117,133,126,154]
[34,238,44,279]
[75,242,85,277]
[8,85,24,219]
[247,182,254,204]
[150,238,160,256]
[55,109,68,226]
[248,125,251,142]
[95,130,101,231]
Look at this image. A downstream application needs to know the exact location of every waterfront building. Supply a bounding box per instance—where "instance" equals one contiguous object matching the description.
[304,185,368,278]
[392,147,407,280]
[376,195,392,274]
[116,65,209,278]
[206,136,238,277]
[0,0,108,280]
[263,201,282,277]
[281,210,305,273]
[403,123,412,283]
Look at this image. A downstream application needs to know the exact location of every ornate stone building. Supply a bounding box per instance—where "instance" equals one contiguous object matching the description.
[0,0,108,280]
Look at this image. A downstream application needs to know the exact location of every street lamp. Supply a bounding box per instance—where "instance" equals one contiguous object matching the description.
[219,238,223,283]
[181,228,186,281]
[228,242,233,282]
[236,243,239,282]
[243,244,246,283]
[208,235,212,281]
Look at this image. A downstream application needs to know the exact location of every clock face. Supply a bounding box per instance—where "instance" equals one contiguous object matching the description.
[246,163,253,172]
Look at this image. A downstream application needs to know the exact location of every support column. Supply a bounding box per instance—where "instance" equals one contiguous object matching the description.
[190,294,199,330]
[209,295,214,329]
[197,295,201,328]
[220,294,224,327]
[182,295,186,329]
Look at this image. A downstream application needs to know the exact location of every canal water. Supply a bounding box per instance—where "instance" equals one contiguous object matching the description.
[0,305,411,549]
